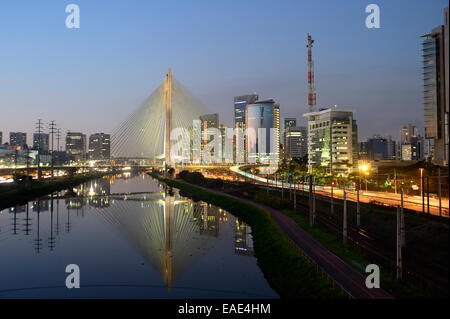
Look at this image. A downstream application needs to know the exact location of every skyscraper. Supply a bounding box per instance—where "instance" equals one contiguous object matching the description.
[303,107,358,173]
[33,133,50,152]
[422,12,448,166]
[66,132,87,161]
[234,94,259,131]
[400,123,419,145]
[0,131,2,145]
[386,135,397,160]
[9,132,27,148]
[234,94,259,162]
[399,124,424,161]
[199,113,219,161]
[445,7,449,167]
[285,126,307,160]
[245,99,280,163]
[88,133,111,160]
[282,118,297,158]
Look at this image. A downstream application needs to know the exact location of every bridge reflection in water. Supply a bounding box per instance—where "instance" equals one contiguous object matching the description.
[1,175,256,294]
[98,192,232,291]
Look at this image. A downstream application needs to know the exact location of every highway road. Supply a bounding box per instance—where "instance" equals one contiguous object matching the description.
[230,166,449,217]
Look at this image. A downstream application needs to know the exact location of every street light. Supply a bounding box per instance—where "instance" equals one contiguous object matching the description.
[359,163,370,192]
[419,168,424,195]
[419,168,424,214]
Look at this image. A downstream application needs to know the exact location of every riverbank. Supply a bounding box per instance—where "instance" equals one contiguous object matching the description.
[0,172,108,210]
[152,173,354,299]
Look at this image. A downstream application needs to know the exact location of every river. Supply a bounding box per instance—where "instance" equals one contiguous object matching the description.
[0,172,278,298]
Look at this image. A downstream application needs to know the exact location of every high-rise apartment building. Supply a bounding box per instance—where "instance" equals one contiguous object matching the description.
[285,126,307,160]
[66,132,86,161]
[303,107,358,173]
[422,9,448,166]
[399,124,424,161]
[9,132,27,148]
[401,136,424,161]
[33,133,50,152]
[88,133,111,160]
[400,123,419,145]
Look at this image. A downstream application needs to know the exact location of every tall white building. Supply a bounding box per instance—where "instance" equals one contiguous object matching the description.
[303,107,358,174]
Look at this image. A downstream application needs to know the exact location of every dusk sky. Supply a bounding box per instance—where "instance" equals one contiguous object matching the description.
[0,0,448,144]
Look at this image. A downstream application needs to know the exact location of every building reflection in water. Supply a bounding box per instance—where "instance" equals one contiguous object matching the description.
[192,203,228,237]
[234,219,254,256]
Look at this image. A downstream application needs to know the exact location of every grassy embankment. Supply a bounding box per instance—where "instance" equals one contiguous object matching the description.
[151,173,348,299]
[0,172,107,210]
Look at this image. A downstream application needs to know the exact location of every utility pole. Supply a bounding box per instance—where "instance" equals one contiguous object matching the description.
[426,175,430,214]
[396,205,403,280]
[394,168,397,194]
[13,149,18,181]
[421,170,425,214]
[401,190,405,248]
[343,190,347,245]
[309,175,313,227]
[312,176,316,224]
[49,121,56,181]
[293,177,297,211]
[330,180,334,215]
[56,128,61,151]
[26,146,30,188]
[35,119,43,181]
[438,167,442,217]
[356,184,360,228]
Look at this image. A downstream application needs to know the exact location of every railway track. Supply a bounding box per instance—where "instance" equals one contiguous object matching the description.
[293,199,449,295]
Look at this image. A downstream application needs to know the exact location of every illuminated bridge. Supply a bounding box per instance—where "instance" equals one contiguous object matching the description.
[111,68,206,167]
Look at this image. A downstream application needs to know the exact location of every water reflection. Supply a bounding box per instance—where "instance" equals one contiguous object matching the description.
[0,173,276,298]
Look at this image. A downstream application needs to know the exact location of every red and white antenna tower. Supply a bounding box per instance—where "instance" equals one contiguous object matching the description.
[307,33,316,112]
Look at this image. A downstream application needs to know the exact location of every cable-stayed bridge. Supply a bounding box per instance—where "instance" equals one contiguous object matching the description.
[111,69,206,166]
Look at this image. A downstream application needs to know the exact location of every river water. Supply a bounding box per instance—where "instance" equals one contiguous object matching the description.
[0,172,278,298]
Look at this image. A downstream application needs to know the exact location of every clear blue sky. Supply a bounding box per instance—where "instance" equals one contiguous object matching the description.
[0,0,448,143]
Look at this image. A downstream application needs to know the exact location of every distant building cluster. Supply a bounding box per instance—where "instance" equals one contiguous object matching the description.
[0,129,111,167]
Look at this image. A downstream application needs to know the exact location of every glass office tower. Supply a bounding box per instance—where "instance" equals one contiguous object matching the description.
[246,99,280,163]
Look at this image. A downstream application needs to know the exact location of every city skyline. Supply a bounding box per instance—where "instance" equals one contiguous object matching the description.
[0,0,448,141]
